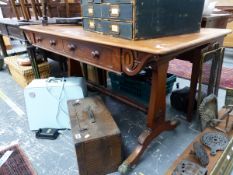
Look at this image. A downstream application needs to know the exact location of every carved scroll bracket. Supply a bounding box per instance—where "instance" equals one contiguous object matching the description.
[121,49,157,76]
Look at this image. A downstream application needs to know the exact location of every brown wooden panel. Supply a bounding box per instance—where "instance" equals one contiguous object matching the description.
[224,21,233,47]
[7,25,25,40]
[25,32,35,44]
[76,41,121,72]
[63,39,121,72]
[34,33,63,51]
[20,25,231,55]
[68,97,122,175]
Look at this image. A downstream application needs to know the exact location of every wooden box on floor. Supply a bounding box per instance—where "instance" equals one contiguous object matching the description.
[224,21,233,48]
[67,96,122,175]
[4,56,50,88]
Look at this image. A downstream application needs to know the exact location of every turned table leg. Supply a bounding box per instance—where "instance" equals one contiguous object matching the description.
[118,62,178,174]
[67,58,83,77]
[0,34,8,58]
[27,45,40,78]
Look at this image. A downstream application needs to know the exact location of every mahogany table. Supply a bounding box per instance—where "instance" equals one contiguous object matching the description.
[20,25,231,172]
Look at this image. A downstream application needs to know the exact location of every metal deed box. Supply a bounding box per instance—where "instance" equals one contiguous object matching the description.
[82,0,205,40]
[24,77,87,130]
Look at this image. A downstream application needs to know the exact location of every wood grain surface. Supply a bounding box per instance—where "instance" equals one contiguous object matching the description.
[20,25,231,55]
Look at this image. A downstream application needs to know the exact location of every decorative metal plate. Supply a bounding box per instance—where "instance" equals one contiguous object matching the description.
[172,160,207,175]
[199,94,218,129]
[193,142,209,167]
[201,132,229,156]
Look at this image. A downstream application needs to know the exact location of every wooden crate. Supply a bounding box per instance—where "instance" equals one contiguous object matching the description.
[224,21,233,48]
[4,56,50,88]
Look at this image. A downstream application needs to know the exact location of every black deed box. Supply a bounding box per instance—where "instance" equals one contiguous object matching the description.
[81,0,205,40]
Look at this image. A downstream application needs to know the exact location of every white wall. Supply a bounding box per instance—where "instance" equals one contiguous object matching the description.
[215,0,233,6]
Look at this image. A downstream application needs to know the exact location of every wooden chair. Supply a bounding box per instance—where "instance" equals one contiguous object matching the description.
[46,0,81,18]
[9,0,42,20]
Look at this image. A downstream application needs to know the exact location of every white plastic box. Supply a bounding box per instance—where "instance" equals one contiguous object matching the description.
[24,77,87,130]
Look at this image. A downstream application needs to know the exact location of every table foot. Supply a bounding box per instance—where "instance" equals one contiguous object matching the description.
[118,120,179,174]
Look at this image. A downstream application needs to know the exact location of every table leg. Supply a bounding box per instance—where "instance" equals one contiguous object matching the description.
[118,62,178,173]
[27,45,40,78]
[67,58,83,77]
[214,47,225,95]
[82,63,88,79]
[97,68,107,87]
[187,58,201,122]
[0,34,8,57]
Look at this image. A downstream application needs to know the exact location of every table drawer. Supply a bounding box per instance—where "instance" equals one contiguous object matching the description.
[63,39,121,72]
[0,24,8,35]
[83,18,103,33]
[7,26,25,40]
[102,20,132,40]
[34,33,63,51]
[82,4,132,21]
[101,4,132,21]
[82,4,101,18]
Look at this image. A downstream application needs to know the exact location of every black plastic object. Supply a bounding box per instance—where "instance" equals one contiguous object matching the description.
[170,86,197,113]
[36,128,59,140]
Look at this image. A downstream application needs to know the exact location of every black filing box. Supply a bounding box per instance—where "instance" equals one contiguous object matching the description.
[81,0,205,40]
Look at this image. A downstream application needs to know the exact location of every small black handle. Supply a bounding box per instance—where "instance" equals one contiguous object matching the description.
[36,37,42,42]
[49,40,56,46]
[68,44,76,51]
[91,50,100,58]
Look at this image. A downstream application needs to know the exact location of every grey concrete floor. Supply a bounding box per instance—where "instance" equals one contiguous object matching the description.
[0,48,232,175]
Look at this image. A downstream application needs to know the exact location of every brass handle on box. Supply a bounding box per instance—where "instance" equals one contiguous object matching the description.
[49,40,56,46]
[109,5,120,17]
[68,44,76,51]
[91,50,100,58]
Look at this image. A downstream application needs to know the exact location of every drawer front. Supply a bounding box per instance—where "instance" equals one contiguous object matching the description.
[82,4,101,18]
[63,39,121,72]
[83,18,104,33]
[77,42,121,71]
[101,4,132,21]
[63,40,78,55]
[7,26,25,40]
[34,33,63,51]
[102,20,132,39]
[0,24,8,35]
[25,31,35,44]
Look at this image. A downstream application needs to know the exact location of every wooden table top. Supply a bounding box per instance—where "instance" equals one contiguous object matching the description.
[20,25,231,55]
[0,18,42,26]
[202,13,232,20]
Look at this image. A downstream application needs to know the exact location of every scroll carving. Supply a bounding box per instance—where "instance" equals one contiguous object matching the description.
[121,49,155,76]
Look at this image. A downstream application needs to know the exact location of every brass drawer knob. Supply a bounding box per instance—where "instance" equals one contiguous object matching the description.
[36,37,42,42]
[68,44,76,51]
[49,40,56,46]
[91,50,100,58]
